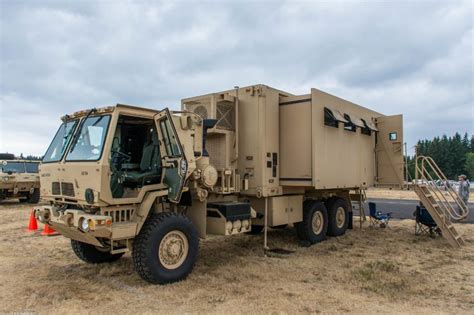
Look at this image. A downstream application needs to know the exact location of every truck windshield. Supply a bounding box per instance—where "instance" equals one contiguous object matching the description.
[2,162,25,173]
[66,115,111,161]
[25,163,40,173]
[43,120,78,163]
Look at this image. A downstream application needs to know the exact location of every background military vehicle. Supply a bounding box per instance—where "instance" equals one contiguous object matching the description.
[35,84,405,284]
[0,154,41,203]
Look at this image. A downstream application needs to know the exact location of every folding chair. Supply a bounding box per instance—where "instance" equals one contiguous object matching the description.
[414,204,441,236]
[368,202,392,228]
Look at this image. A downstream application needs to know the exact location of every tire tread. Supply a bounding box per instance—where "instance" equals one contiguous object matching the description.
[132,212,198,284]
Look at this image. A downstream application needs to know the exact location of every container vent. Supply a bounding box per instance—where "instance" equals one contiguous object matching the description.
[216,102,235,130]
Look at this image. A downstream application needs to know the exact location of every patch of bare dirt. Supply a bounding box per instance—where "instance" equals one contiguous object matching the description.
[0,201,473,314]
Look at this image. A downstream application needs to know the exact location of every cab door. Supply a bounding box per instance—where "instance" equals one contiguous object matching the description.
[155,108,188,203]
[375,114,404,188]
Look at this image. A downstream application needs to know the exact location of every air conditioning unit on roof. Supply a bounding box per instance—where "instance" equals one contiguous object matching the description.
[182,93,236,131]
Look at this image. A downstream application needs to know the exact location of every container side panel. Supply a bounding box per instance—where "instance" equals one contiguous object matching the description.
[237,89,260,192]
[237,85,286,196]
[311,89,378,189]
[279,101,312,183]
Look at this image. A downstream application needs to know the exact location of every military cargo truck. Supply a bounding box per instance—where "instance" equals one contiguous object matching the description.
[35,84,404,284]
[0,156,41,203]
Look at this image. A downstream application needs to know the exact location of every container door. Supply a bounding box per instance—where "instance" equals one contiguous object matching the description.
[375,114,404,187]
[155,108,188,203]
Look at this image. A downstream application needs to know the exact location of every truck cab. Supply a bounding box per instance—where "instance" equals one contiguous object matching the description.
[39,105,197,205]
[36,104,216,283]
[0,158,40,203]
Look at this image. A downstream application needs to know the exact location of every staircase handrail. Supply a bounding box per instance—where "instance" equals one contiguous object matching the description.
[415,155,469,221]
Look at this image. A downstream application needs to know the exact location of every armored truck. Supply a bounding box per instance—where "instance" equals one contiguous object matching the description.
[0,156,41,203]
[35,84,404,284]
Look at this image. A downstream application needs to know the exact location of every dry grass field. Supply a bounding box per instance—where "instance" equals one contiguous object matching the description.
[1,201,473,314]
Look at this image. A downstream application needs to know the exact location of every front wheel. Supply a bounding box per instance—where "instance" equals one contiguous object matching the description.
[28,188,40,203]
[132,212,199,284]
[71,240,124,263]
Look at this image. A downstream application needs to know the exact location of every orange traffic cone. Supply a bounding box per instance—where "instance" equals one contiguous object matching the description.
[41,224,59,236]
[27,209,38,232]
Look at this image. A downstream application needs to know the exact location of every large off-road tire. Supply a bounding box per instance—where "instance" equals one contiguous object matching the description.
[71,240,124,263]
[295,201,328,244]
[28,188,40,203]
[325,197,349,236]
[132,212,199,284]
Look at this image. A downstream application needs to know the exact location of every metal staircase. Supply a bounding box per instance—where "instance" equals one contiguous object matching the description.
[414,156,469,247]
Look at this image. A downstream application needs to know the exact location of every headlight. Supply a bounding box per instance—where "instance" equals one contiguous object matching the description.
[80,218,90,232]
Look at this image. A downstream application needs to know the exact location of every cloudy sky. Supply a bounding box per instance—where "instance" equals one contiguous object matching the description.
[1,0,473,156]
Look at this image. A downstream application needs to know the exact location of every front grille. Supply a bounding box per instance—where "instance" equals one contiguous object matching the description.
[52,182,60,195]
[61,182,75,197]
[103,209,134,222]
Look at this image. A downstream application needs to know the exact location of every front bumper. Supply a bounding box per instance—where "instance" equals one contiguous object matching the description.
[34,206,113,247]
[1,180,37,195]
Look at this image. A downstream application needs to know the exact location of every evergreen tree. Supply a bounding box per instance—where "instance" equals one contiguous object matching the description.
[413,132,473,179]
[465,153,474,179]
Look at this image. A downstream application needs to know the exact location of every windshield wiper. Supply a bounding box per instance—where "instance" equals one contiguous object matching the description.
[69,108,97,153]
[92,115,104,127]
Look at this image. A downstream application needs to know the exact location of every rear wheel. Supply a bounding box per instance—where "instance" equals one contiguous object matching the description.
[132,212,199,284]
[326,197,349,236]
[71,240,124,263]
[295,201,328,244]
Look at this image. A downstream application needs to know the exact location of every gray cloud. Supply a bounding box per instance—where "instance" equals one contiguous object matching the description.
[1,0,472,156]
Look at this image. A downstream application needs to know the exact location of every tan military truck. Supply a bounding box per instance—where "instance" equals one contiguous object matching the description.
[35,84,404,284]
[0,155,41,203]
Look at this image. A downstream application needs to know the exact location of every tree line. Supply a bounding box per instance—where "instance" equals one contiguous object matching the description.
[406,132,474,181]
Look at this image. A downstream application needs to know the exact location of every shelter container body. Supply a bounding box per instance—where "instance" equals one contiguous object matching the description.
[182,84,404,197]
